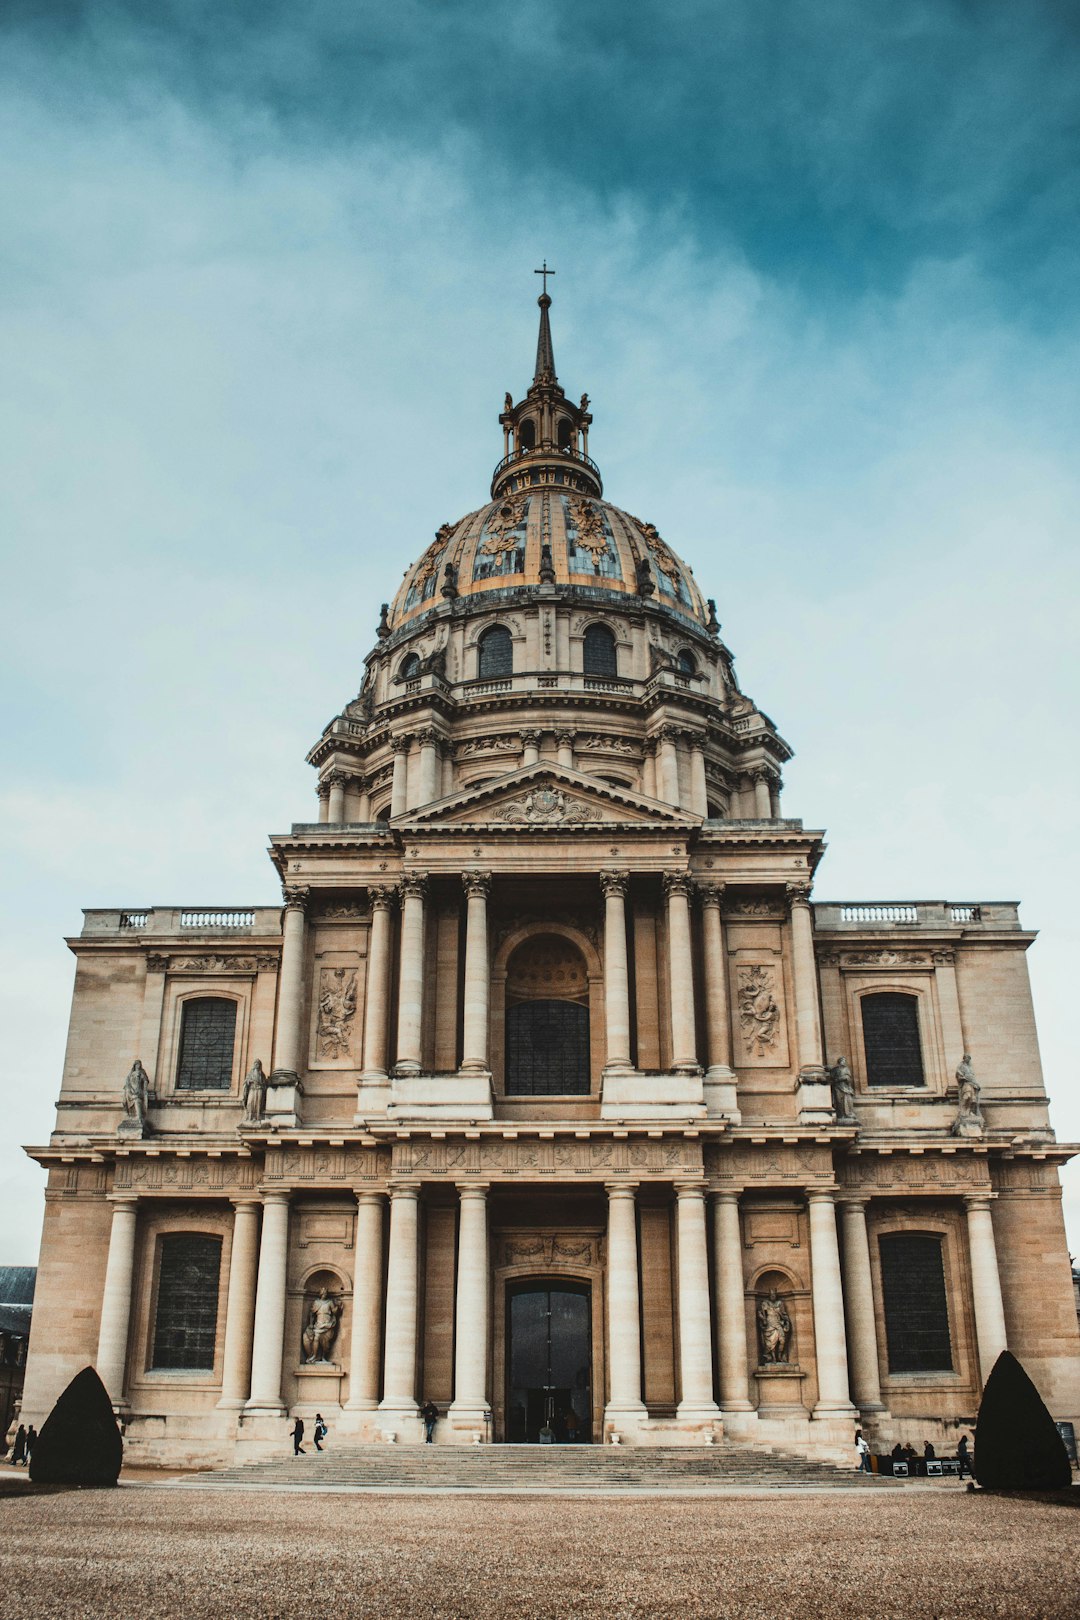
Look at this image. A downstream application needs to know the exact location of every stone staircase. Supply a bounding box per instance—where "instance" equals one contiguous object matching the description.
[181,1443,888,1493]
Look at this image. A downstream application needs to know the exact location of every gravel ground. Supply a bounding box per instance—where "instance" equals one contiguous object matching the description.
[0,1486,1076,1619]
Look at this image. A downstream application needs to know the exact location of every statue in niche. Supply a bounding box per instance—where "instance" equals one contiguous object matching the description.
[240,1059,267,1126]
[119,1060,149,1136]
[302,1287,342,1364]
[829,1056,856,1124]
[951,1054,985,1137]
[757,1289,793,1365]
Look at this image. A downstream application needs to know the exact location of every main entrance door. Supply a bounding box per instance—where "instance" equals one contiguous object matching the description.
[507,1281,592,1443]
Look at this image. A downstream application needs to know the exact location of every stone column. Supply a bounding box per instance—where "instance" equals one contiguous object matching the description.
[808,1189,855,1418]
[787,882,830,1121]
[317,782,330,824]
[345,1191,386,1410]
[390,736,410,817]
[605,1184,646,1423]
[96,1197,139,1407]
[601,870,632,1072]
[699,885,737,1118]
[712,1192,752,1412]
[449,1184,491,1427]
[246,1192,290,1414]
[675,1184,721,1422]
[838,1196,885,1413]
[769,775,783,818]
[520,729,541,767]
[965,1194,1008,1385]
[664,873,699,1072]
[359,886,397,1106]
[642,739,657,799]
[689,737,709,816]
[327,769,347,824]
[417,729,441,805]
[268,885,308,1124]
[394,873,428,1075]
[752,768,772,819]
[556,729,575,769]
[379,1183,421,1425]
[460,872,492,1073]
[357,781,371,822]
[217,1198,262,1410]
[658,727,681,806]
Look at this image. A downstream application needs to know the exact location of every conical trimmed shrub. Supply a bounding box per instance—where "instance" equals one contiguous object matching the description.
[974,1350,1071,1491]
[29,1366,123,1486]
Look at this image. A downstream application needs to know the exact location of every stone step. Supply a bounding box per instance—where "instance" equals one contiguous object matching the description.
[190,1444,883,1491]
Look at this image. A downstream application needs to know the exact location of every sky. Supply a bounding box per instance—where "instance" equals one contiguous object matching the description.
[2,1,1079,1265]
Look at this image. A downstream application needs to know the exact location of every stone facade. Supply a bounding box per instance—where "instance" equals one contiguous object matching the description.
[20,296,1080,1466]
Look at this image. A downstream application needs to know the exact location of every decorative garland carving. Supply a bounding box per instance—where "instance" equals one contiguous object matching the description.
[316,968,357,1060]
[737,965,782,1057]
[567,497,608,557]
[480,495,528,553]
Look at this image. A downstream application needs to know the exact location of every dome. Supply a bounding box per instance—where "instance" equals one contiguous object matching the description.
[388,492,709,633]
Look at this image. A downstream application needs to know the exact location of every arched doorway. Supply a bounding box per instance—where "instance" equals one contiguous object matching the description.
[504,935,591,1096]
[507,1280,592,1443]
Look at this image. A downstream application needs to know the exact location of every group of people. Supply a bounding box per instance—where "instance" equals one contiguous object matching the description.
[290,1414,328,1455]
[855,1429,972,1478]
[6,1424,37,1466]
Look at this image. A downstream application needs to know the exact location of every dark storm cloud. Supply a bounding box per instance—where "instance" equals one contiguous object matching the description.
[5,0,1080,310]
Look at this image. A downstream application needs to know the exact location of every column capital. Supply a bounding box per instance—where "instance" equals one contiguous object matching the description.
[461,869,492,899]
[456,1181,491,1199]
[663,870,695,901]
[260,1189,292,1207]
[326,768,349,788]
[416,726,441,748]
[698,882,726,909]
[519,728,542,747]
[317,780,332,802]
[355,1189,387,1208]
[229,1195,263,1211]
[687,731,707,754]
[711,1188,743,1206]
[642,736,658,757]
[281,884,309,913]
[368,883,399,912]
[658,724,680,744]
[389,1180,422,1199]
[836,1192,870,1211]
[674,1180,707,1200]
[806,1185,838,1205]
[399,871,429,901]
[391,733,412,755]
[106,1194,140,1210]
[599,869,629,899]
[785,880,813,908]
[963,1191,997,1211]
[554,728,575,747]
[605,1181,639,1198]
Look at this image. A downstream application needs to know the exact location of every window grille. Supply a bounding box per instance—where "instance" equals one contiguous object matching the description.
[583,625,617,676]
[176,998,237,1091]
[152,1233,222,1371]
[879,1232,953,1373]
[478,626,513,679]
[861,992,925,1087]
[677,649,697,677]
[506,1001,590,1096]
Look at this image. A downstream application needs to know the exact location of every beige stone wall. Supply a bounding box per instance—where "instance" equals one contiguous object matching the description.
[20,1185,113,1423]
[991,1176,1080,1426]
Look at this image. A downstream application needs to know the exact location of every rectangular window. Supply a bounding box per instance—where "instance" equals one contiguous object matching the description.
[861,992,925,1087]
[879,1231,953,1373]
[176,999,237,1091]
[152,1233,222,1371]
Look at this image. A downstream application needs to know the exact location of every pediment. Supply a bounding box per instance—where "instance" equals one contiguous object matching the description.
[396,764,699,830]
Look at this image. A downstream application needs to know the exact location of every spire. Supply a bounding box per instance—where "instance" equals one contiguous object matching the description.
[533,262,557,384]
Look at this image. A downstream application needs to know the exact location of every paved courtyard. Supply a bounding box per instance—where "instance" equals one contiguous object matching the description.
[0,1484,1077,1619]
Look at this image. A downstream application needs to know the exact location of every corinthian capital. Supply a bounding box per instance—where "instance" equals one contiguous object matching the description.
[698,882,726,910]
[282,884,309,913]
[785,881,812,907]
[400,871,429,901]
[599,869,629,900]
[368,884,399,912]
[461,870,492,899]
[663,871,695,901]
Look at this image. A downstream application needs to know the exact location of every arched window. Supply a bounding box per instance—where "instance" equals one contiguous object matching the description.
[878,1232,953,1372]
[556,416,573,450]
[152,1233,222,1370]
[677,649,697,677]
[478,625,513,679]
[861,992,924,1087]
[399,652,420,681]
[583,624,617,676]
[176,999,237,1091]
[518,418,536,452]
[505,935,590,1096]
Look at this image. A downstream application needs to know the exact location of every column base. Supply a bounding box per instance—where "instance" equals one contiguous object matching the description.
[447,1402,492,1439]
[703,1066,740,1121]
[265,1070,304,1128]
[392,1061,422,1077]
[243,1401,287,1418]
[376,1400,422,1442]
[342,1397,379,1412]
[675,1401,721,1424]
[355,1074,392,1119]
[604,1400,648,1443]
[797,1067,833,1125]
[215,1396,248,1412]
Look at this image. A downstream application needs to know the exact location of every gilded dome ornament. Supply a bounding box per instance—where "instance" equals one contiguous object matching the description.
[480,495,528,554]
[567,497,608,558]
[633,518,682,584]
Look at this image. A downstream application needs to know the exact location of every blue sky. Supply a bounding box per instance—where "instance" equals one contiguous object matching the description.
[2,1,1079,1262]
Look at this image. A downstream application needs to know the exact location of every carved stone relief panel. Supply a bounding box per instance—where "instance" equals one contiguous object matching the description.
[392,1135,703,1179]
[838,1152,991,1194]
[496,1232,603,1270]
[113,1154,261,1193]
[308,949,365,1070]
[263,1146,390,1184]
[732,961,789,1067]
[705,1142,833,1185]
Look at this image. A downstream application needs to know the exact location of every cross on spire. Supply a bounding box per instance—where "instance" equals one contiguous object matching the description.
[534,261,556,297]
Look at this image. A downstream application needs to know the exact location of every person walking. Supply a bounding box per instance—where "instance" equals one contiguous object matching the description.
[956,1433,972,1480]
[10,1425,26,1467]
[420,1401,438,1444]
[291,1416,306,1456]
[855,1430,871,1473]
[313,1414,328,1453]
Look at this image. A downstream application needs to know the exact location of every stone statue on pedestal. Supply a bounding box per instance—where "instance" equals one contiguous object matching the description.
[951,1054,985,1136]
[119,1060,149,1136]
[241,1059,267,1126]
[302,1288,342,1364]
[757,1289,792,1364]
[829,1056,856,1124]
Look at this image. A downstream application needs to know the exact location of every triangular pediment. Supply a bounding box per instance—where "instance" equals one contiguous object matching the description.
[396,764,699,830]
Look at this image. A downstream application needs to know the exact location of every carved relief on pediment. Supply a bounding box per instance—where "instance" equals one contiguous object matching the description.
[497,787,604,825]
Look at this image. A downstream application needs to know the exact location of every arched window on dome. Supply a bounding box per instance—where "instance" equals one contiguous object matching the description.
[398,652,420,682]
[677,649,697,678]
[518,418,536,453]
[477,625,513,680]
[556,416,573,451]
[583,624,618,677]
